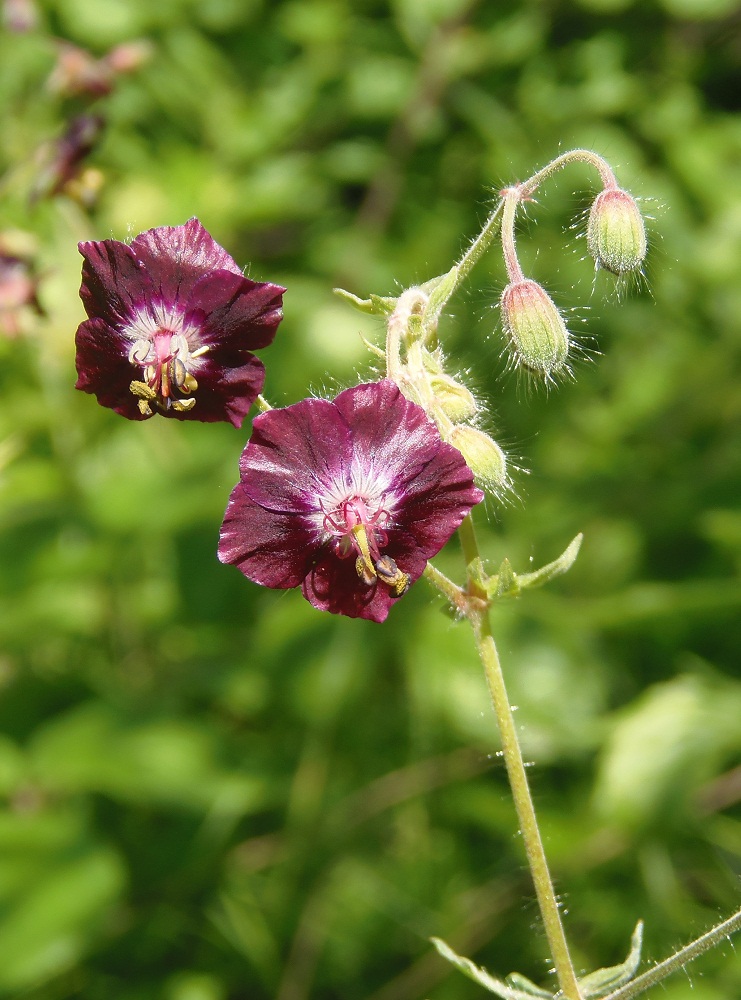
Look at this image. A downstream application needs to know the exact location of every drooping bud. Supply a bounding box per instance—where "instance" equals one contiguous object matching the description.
[429,373,478,423]
[500,279,569,377]
[447,426,509,495]
[586,187,646,275]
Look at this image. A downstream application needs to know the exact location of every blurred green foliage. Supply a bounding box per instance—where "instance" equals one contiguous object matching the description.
[0,0,740,997]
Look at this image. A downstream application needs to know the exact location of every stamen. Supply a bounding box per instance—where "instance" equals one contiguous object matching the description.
[130,380,156,401]
[375,555,410,596]
[127,325,203,416]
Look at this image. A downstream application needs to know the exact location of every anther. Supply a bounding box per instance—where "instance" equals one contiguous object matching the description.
[375,555,410,597]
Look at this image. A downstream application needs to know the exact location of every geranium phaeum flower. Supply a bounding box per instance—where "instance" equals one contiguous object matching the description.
[218,380,484,622]
[74,218,285,425]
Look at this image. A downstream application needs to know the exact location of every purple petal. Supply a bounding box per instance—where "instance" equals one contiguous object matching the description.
[239,398,353,513]
[188,270,285,353]
[333,380,442,487]
[129,218,243,303]
[74,316,147,420]
[393,440,484,555]
[218,484,317,587]
[78,238,152,328]
[302,528,426,622]
[181,354,266,427]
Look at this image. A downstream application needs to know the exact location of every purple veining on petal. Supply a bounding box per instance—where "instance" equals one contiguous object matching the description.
[218,380,484,622]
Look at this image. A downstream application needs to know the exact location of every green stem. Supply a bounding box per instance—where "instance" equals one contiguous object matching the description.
[519,148,617,198]
[422,562,467,613]
[455,199,505,286]
[424,515,582,999]
[471,608,582,1000]
[602,907,741,1000]
[501,190,525,283]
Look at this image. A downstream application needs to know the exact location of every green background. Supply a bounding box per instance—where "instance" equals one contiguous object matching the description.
[0,0,739,997]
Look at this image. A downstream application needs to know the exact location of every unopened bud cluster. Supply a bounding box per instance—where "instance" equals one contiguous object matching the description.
[384,297,511,499]
[497,161,646,379]
[340,150,648,507]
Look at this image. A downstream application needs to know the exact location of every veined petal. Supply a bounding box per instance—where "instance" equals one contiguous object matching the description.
[239,398,354,513]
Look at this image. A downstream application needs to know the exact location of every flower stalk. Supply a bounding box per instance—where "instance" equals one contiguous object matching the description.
[472,605,582,1000]
[429,513,583,1000]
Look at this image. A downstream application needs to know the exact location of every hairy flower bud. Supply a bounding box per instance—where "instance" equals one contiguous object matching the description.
[587,187,646,275]
[429,374,478,423]
[448,426,509,494]
[500,279,569,377]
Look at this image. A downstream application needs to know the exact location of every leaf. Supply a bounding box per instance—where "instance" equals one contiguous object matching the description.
[577,921,643,998]
[431,938,554,1000]
[505,972,554,998]
[333,286,397,316]
[483,535,583,600]
[421,265,460,329]
[514,534,583,591]
[494,557,517,597]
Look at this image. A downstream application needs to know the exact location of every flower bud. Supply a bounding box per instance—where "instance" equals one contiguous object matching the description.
[500,279,569,377]
[429,373,478,423]
[587,187,646,275]
[447,426,509,494]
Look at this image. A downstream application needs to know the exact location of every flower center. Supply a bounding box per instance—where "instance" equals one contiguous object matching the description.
[126,314,208,417]
[322,496,410,596]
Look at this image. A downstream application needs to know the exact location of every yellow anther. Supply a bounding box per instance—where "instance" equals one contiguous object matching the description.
[130,380,156,400]
[171,398,196,412]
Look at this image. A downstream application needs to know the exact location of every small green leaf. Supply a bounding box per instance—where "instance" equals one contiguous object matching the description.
[467,557,490,591]
[577,920,643,998]
[505,971,553,998]
[515,534,583,591]
[421,265,460,330]
[431,938,553,1000]
[495,557,518,596]
[333,287,397,316]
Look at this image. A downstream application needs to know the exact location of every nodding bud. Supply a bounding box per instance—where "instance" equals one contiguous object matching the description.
[429,374,478,423]
[587,187,646,275]
[500,279,569,377]
[448,426,509,495]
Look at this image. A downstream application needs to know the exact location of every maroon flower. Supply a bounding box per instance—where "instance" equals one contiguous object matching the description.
[74,219,285,425]
[218,380,483,622]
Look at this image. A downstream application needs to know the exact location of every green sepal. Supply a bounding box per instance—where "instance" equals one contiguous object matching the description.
[333,286,397,316]
[431,938,554,1000]
[485,534,583,600]
[577,920,643,998]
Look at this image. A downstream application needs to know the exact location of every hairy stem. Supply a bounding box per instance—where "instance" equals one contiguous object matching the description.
[455,199,505,287]
[602,907,741,1000]
[423,515,582,999]
[470,606,582,1000]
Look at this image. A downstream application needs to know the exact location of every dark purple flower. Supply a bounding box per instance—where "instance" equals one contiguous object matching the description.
[74,218,285,425]
[218,380,483,622]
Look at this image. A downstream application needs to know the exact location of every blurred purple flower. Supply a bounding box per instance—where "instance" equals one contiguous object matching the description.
[2,0,39,33]
[218,380,483,622]
[32,114,105,203]
[0,250,43,338]
[74,219,285,424]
